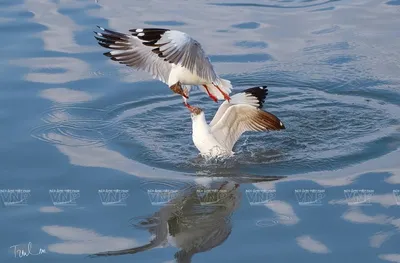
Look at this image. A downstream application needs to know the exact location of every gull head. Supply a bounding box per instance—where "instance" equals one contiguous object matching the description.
[189,106,203,119]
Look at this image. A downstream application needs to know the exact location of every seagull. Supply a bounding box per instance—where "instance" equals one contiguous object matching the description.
[189,86,285,157]
[94,26,232,109]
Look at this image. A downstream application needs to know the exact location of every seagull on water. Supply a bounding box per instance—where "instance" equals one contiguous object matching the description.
[94,26,232,109]
[189,86,285,157]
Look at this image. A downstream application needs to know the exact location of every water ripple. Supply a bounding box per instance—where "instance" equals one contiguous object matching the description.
[30,78,400,175]
[31,106,124,147]
[90,86,400,175]
[210,0,341,9]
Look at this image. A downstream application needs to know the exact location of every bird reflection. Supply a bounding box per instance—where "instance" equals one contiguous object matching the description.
[90,176,284,262]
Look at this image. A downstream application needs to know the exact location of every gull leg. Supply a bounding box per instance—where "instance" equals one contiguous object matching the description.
[202,85,218,103]
[183,96,192,110]
[184,102,193,110]
[213,83,231,101]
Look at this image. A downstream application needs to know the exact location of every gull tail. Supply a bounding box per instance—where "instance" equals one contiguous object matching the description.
[230,86,268,108]
[200,78,233,100]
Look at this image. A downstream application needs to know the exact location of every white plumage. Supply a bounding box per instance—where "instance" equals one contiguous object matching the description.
[94,26,232,107]
[190,86,285,157]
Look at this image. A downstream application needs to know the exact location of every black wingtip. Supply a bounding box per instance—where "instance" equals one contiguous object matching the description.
[243,86,268,109]
[103,52,112,57]
[96,26,107,32]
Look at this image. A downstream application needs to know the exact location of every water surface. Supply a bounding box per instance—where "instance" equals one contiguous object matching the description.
[1,0,400,262]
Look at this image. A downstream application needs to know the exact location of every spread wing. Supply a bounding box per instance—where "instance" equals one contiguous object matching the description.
[210,86,268,127]
[94,26,172,83]
[94,26,218,84]
[134,28,218,82]
[210,105,285,151]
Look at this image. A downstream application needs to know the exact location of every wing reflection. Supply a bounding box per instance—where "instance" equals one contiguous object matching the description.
[90,177,284,261]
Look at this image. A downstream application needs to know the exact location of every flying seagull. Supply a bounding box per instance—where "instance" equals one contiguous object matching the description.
[189,86,285,157]
[94,26,232,109]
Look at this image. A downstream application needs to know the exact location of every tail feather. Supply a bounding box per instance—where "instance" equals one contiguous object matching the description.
[200,78,233,100]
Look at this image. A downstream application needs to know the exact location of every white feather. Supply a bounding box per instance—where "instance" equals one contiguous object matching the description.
[191,89,284,157]
[95,27,233,102]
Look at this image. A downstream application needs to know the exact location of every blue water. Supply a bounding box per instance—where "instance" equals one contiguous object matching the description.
[1,0,400,262]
